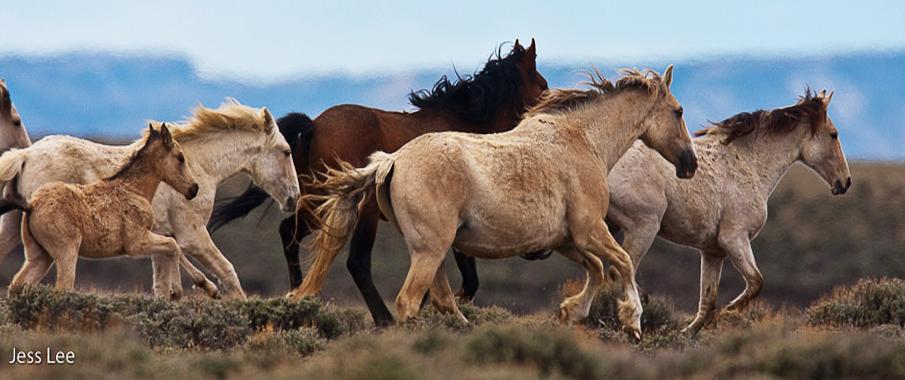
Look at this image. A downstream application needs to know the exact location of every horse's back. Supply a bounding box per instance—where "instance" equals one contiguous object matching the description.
[19,135,130,197]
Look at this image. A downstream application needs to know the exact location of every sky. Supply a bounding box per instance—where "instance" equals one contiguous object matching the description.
[4,0,905,81]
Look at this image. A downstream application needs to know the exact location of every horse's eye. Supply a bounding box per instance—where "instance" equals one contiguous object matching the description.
[12,120,21,127]
[830,132,838,140]
[177,154,185,163]
[283,150,291,157]
[674,107,684,118]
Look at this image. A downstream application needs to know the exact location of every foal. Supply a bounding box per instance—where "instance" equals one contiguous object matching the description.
[5,125,199,295]
[303,67,697,339]
[606,90,851,334]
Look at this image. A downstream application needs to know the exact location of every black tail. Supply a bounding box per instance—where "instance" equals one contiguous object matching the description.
[208,112,314,231]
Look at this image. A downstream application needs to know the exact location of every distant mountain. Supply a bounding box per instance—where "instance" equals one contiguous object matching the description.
[1,51,902,159]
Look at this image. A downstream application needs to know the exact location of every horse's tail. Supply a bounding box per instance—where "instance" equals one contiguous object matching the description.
[208,112,314,231]
[0,148,27,183]
[296,152,396,295]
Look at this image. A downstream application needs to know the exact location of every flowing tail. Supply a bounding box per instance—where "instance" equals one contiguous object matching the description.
[0,148,27,184]
[208,112,314,231]
[293,152,396,296]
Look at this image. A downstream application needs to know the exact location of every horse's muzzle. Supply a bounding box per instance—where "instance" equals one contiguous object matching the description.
[832,177,852,195]
[185,183,199,200]
[676,149,698,179]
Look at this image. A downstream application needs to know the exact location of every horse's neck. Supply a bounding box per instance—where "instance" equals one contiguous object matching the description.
[569,90,653,170]
[178,135,254,186]
[109,161,162,202]
[732,130,805,198]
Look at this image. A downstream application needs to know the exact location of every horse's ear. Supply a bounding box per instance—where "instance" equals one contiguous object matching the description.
[262,107,274,128]
[159,123,174,147]
[527,38,536,57]
[147,122,160,139]
[514,39,522,49]
[825,91,834,105]
[662,64,674,89]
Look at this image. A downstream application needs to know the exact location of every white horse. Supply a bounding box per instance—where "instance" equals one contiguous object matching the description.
[606,90,851,334]
[0,100,300,298]
[300,67,698,339]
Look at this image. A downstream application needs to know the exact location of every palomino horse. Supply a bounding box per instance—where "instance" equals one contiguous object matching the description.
[0,100,300,298]
[209,40,549,324]
[4,125,198,295]
[606,89,851,334]
[0,79,33,261]
[302,67,698,339]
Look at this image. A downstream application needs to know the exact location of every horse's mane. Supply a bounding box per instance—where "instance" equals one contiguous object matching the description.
[108,131,154,179]
[146,98,273,142]
[408,43,527,123]
[695,89,827,144]
[525,68,662,116]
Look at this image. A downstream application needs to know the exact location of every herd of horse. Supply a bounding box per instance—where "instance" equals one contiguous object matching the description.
[0,39,851,339]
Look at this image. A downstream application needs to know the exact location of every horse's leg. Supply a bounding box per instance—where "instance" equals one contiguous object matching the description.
[721,236,762,312]
[8,221,53,293]
[396,249,447,321]
[583,221,643,339]
[683,249,725,335]
[428,259,467,322]
[180,228,246,299]
[345,207,395,326]
[0,210,22,267]
[178,254,220,298]
[556,247,606,322]
[129,232,183,299]
[279,216,309,289]
[453,249,479,301]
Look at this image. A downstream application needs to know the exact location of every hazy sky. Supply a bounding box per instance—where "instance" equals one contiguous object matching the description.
[4,1,905,80]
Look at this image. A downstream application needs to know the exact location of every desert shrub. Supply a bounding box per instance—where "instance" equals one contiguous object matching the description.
[463,325,607,380]
[806,277,905,327]
[245,327,325,357]
[402,302,514,332]
[6,285,362,350]
[668,323,905,379]
[585,283,680,333]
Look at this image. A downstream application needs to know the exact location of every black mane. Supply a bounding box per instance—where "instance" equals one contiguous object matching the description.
[408,43,526,123]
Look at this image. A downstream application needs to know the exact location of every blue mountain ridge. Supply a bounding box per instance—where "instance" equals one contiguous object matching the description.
[1,51,901,159]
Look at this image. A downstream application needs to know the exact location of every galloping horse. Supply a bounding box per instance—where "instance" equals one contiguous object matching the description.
[0,79,34,261]
[209,40,549,324]
[302,67,698,339]
[606,90,851,334]
[4,125,198,296]
[0,100,300,298]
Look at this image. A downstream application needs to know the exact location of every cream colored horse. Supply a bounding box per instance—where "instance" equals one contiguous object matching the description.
[606,90,850,334]
[5,125,197,295]
[0,79,34,257]
[300,66,698,339]
[0,100,300,298]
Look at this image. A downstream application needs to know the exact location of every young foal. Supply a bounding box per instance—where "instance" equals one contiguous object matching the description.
[5,125,199,295]
[303,67,697,339]
[210,40,548,324]
[606,90,851,334]
[0,100,299,298]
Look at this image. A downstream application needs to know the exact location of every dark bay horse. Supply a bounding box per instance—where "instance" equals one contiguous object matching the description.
[209,40,548,325]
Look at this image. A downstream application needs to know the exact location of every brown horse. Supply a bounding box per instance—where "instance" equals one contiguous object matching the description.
[209,40,548,325]
[4,124,199,296]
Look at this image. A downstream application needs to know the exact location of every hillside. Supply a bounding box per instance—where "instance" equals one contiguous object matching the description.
[2,50,904,158]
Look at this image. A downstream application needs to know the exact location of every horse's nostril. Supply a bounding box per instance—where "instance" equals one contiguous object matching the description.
[846,177,852,189]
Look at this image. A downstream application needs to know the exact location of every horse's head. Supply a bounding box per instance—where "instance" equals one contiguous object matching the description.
[146,123,198,200]
[638,65,697,179]
[245,107,301,212]
[800,90,851,195]
[513,39,549,109]
[0,79,32,150]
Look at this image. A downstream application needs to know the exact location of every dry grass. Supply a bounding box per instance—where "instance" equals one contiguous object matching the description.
[1,278,903,379]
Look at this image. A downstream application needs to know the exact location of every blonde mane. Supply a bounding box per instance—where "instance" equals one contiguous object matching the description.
[146,99,273,142]
[526,68,663,117]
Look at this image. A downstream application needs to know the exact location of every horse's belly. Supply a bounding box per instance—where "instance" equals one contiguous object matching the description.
[658,207,719,248]
[452,203,566,259]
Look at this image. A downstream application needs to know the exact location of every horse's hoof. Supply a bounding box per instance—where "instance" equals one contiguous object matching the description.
[623,326,642,342]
